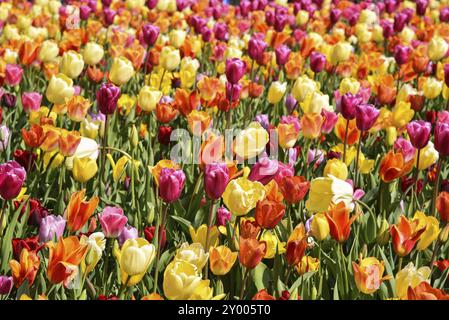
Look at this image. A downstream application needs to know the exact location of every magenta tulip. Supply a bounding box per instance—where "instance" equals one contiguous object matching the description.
[310,51,326,73]
[159,168,186,203]
[394,45,411,66]
[275,45,291,66]
[435,122,449,157]
[21,92,42,112]
[96,83,120,115]
[216,207,231,226]
[0,276,13,296]
[225,58,246,84]
[142,24,160,46]
[406,120,432,149]
[204,163,229,200]
[99,206,128,238]
[5,64,23,86]
[341,93,362,120]
[0,161,26,200]
[355,104,380,132]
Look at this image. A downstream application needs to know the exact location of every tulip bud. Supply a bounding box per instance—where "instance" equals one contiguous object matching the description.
[96,83,120,115]
[439,225,449,243]
[130,125,138,148]
[158,168,186,203]
[376,218,390,246]
[204,163,229,200]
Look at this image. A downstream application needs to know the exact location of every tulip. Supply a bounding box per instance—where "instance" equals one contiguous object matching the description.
[158,168,185,203]
[204,163,229,200]
[99,206,128,238]
[275,45,291,66]
[341,93,362,120]
[5,64,23,86]
[407,282,449,300]
[437,192,449,222]
[394,45,411,66]
[169,29,187,48]
[379,150,414,183]
[352,257,391,294]
[225,58,246,84]
[395,262,431,299]
[163,260,202,300]
[325,202,358,243]
[278,176,310,204]
[355,104,380,132]
[189,224,219,249]
[138,86,162,112]
[240,219,261,239]
[21,92,42,112]
[103,7,116,26]
[83,42,104,66]
[65,189,99,232]
[38,40,59,63]
[255,199,285,229]
[80,232,105,274]
[11,236,42,260]
[60,50,84,79]
[209,245,238,275]
[267,81,287,104]
[310,51,326,73]
[428,36,448,62]
[118,225,138,246]
[117,238,156,286]
[323,159,348,180]
[306,175,354,213]
[2,93,16,109]
[160,47,181,71]
[234,122,269,160]
[413,211,439,251]
[9,249,40,288]
[96,83,120,115]
[109,57,135,86]
[423,77,442,99]
[174,242,208,271]
[435,122,449,157]
[390,216,426,257]
[46,73,75,105]
[278,123,300,149]
[142,24,160,46]
[0,125,9,152]
[222,177,266,216]
[239,237,267,269]
[310,213,330,241]
[405,120,431,151]
[0,276,13,295]
[39,215,66,243]
[144,225,166,248]
[296,256,320,275]
[214,22,228,42]
[252,289,276,300]
[216,207,231,228]
[441,7,449,22]
[79,5,91,20]
[0,160,26,200]
[330,42,352,65]
[286,238,307,266]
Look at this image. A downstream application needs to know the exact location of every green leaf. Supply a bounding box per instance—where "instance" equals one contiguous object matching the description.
[170,215,192,235]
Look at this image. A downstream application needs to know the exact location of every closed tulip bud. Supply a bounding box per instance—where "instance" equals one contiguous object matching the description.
[286,238,307,266]
[157,126,172,145]
[118,225,138,246]
[5,64,23,86]
[394,45,411,66]
[99,206,128,238]
[142,24,160,46]
[214,22,228,42]
[275,45,290,66]
[96,83,120,115]
[0,276,13,296]
[60,50,84,79]
[72,157,98,183]
[2,93,17,109]
[0,161,26,200]
[439,225,449,243]
[204,163,229,200]
[38,40,59,63]
[144,225,166,248]
[248,37,267,62]
[406,120,431,150]
[103,8,116,26]
[435,122,449,157]
[216,207,231,226]
[330,8,342,24]
[79,5,91,20]
[423,77,442,99]
[437,191,449,222]
[267,81,287,104]
[83,42,104,66]
[376,218,390,246]
[311,213,330,241]
[160,47,181,71]
[441,7,449,23]
[169,29,187,48]
[341,93,362,120]
[225,58,246,84]
[355,104,380,131]
[109,57,134,86]
[138,86,162,112]
[158,168,186,203]
[46,73,75,105]
[310,51,326,73]
[128,125,139,148]
[330,42,352,65]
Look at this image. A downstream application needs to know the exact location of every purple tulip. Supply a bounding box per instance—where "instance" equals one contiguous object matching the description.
[394,137,416,162]
[225,58,246,84]
[406,120,432,150]
[201,26,212,42]
[321,109,338,134]
[103,8,116,26]
[146,0,158,9]
[214,22,228,42]
[248,156,279,185]
[355,104,380,132]
[416,0,428,16]
[21,92,42,112]
[393,12,408,33]
[80,5,91,20]
[102,0,112,6]
[0,276,13,296]
[435,122,449,157]
[385,0,396,14]
[307,148,324,166]
[310,51,326,73]
[341,93,362,120]
[0,161,26,200]
[142,24,160,47]
[99,206,128,238]
[39,215,66,243]
[275,45,291,66]
[96,83,120,115]
[159,168,186,203]
[118,225,138,246]
[394,45,411,66]
[381,20,394,39]
[225,82,242,102]
[248,37,267,62]
[2,93,16,109]
[254,114,270,130]
[285,94,297,113]
[216,207,231,226]
[274,13,289,32]
[441,7,449,22]
[330,8,342,24]
[204,163,229,200]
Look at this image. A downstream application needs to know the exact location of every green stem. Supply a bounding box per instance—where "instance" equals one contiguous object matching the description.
[153,204,169,293]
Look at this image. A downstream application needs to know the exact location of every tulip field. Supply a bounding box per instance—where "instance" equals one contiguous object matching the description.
[2,0,449,302]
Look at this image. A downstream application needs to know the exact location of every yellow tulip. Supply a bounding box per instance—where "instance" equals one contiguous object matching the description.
[352,257,391,294]
[331,144,357,166]
[117,94,136,115]
[296,256,320,275]
[109,57,135,86]
[45,73,75,105]
[38,40,59,63]
[80,118,100,139]
[339,78,360,95]
[234,122,269,160]
[413,211,440,251]
[163,260,202,300]
[310,213,330,241]
[189,224,219,250]
[107,154,131,182]
[83,42,104,66]
[209,245,238,276]
[60,50,84,79]
[291,75,317,103]
[392,101,414,128]
[267,81,287,104]
[422,77,442,99]
[415,141,439,170]
[43,151,65,169]
[386,126,397,146]
[169,29,187,48]
[115,238,156,286]
[358,153,375,174]
[260,230,286,259]
[180,57,199,89]
[174,242,209,271]
[300,91,330,114]
[72,157,98,183]
[330,42,352,65]
[296,10,309,25]
[323,159,348,180]
[138,86,162,112]
[29,107,57,125]
[395,262,431,299]
[188,279,225,300]
[80,232,105,274]
[160,46,181,71]
[222,177,266,216]
[428,36,449,61]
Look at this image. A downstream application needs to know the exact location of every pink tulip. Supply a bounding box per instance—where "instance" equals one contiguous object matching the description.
[355,104,380,132]
[406,120,432,149]
[159,168,186,203]
[5,64,23,86]
[21,92,42,112]
[99,206,128,238]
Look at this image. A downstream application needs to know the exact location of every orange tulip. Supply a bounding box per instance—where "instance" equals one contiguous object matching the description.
[209,246,238,276]
[407,281,449,300]
[197,76,223,102]
[278,123,300,149]
[174,88,200,116]
[252,289,276,300]
[301,113,323,139]
[155,102,178,123]
[334,117,360,145]
[437,191,449,222]
[9,249,40,288]
[278,176,310,204]
[286,238,308,266]
[255,199,285,229]
[19,41,40,66]
[47,236,88,286]
[22,124,45,148]
[247,82,264,98]
[187,110,212,135]
[239,237,267,269]
[240,219,261,239]
[87,66,105,83]
[325,202,359,243]
[379,150,414,183]
[390,215,425,257]
[264,180,284,202]
[58,130,81,157]
[66,189,99,232]
[40,126,60,152]
[66,96,92,122]
[199,133,224,169]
